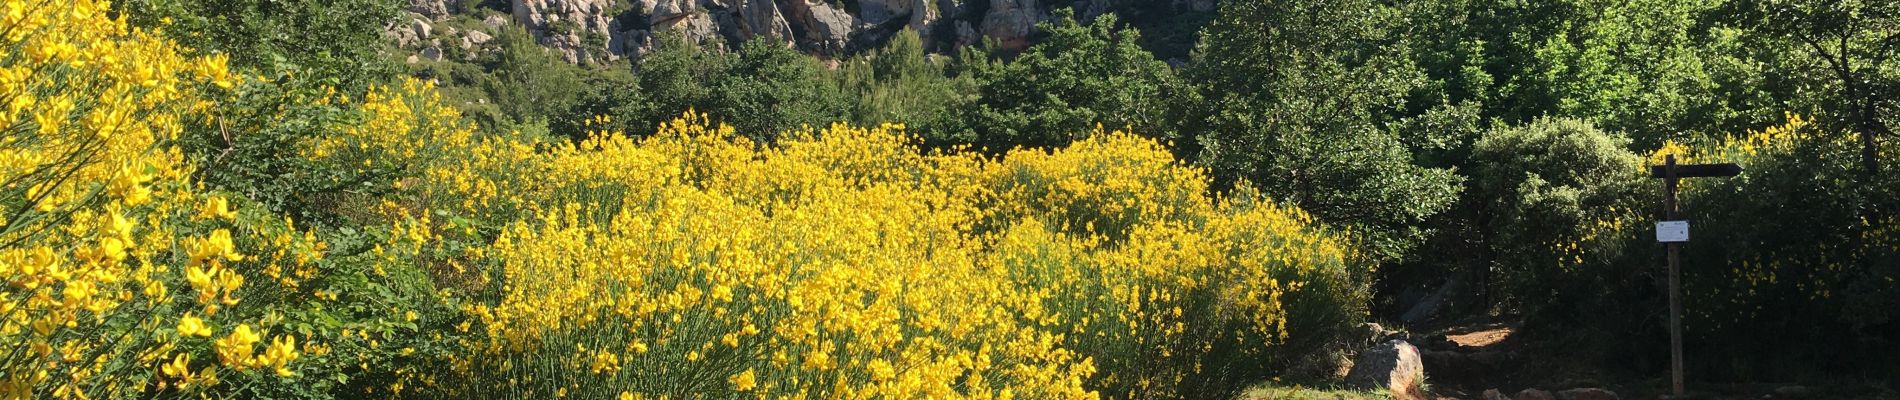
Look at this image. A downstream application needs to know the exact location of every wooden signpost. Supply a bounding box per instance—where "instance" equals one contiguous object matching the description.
[1649,154,1741,397]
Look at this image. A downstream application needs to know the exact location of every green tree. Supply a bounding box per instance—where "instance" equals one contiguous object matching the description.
[1188,0,1462,263]
[1395,0,1787,150]
[475,26,611,133]
[714,39,853,140]
[630,35,849,141]
[965,10,1189,151]
[1720,0,1899,183]
[833,29,978,147]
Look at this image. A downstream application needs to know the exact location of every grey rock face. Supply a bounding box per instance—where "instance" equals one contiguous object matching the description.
[422,0,1217,62]
[512,0,623,63]
[732,0,794,41]
[785,0,858,54]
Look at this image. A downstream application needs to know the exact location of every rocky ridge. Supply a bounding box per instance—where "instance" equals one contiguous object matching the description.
[393,0,1217,63]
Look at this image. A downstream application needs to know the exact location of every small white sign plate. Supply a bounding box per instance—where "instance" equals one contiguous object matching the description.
[1656,220,1689,243]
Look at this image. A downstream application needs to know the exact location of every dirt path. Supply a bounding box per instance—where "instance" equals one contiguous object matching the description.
[1415,319,1895,400]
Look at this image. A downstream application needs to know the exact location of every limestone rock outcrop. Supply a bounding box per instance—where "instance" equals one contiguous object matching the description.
[398,0,1223,63]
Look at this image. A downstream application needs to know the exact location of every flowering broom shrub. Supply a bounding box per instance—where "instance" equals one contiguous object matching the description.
[0,1,336,397]
[370,114,1365,398]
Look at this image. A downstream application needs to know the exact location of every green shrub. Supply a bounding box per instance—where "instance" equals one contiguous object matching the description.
[1467,118,1648,313]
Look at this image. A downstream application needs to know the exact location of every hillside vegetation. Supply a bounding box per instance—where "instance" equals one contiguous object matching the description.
[1,0,1896,398]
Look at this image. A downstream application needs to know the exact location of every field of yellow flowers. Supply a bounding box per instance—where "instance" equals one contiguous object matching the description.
[0,1,1366,398]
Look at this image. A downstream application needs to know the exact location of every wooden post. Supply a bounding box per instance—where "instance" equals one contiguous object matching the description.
[1646,156,1737,398]
[1664,154,1684,397]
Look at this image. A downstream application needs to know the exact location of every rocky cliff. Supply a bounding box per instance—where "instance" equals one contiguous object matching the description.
[395,0,1216,63]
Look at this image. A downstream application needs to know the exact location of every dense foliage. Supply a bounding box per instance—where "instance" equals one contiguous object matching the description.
[1659,116,1900,378]
[1,3,1366,398]
[623,35,852,142]
[9,0,1898,396]
[963,11,1187,151]
[1187,0,1463,264]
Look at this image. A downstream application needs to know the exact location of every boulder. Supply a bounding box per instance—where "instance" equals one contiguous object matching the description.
[390,28,421,48]
[412,18,435,40]
[419,46,444,61]
[1516,389,1557,400]
[483,15,511,29]
[648,0,691,18]
[1344,340,1426,400]
[466,30,494,45]
[1484,389,1511,400]
[408,0,455,19]
[1556,388,1619,400]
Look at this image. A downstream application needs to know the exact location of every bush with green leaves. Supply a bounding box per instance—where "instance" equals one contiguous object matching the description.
[1466,118,1648,315]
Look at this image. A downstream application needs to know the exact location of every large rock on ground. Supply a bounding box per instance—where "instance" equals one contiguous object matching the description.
[1345,340,1426,400]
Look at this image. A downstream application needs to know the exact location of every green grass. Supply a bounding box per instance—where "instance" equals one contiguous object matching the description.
[1234,384,1392,400]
